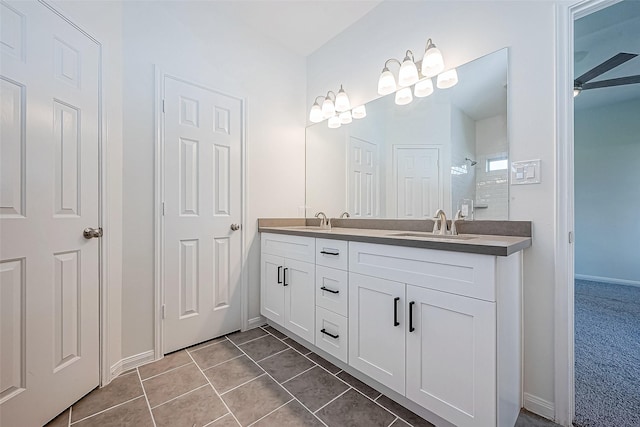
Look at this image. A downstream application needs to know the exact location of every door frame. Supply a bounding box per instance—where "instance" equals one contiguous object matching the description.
[391,144,445,218]
[38,0,110,387]
[554,0,622,424]
[154,68,248,360]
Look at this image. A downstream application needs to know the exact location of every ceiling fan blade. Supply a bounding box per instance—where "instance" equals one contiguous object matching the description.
[575,53,638,84]
[582,75,640,90]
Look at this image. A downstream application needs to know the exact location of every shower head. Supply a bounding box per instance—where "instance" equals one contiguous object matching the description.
[465,157,478,166]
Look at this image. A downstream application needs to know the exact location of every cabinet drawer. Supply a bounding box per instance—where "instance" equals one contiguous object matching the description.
[349,242,496,302]
[316,266,348,316]
[261,233,315,263]
[315,306,348,363]
[316,238,348,270]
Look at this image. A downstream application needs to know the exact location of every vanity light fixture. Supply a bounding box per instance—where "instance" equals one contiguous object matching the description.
[377,38,457,105]
[309,85,365,129]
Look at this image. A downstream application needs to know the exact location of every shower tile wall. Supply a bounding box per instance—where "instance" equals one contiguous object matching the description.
[474,114,508,220]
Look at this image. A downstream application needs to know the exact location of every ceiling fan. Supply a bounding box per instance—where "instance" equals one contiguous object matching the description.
[574,52,640,97]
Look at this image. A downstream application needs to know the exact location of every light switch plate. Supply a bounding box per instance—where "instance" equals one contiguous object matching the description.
[511,159,541,185]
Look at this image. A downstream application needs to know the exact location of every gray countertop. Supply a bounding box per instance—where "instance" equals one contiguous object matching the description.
[258,225,531,257]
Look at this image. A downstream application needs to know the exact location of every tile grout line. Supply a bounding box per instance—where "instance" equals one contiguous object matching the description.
[69,395,145,425]
[245,397,295,427]
[282,338,312,356]
[312,386,352,414]
[149,383,210,409]
[231,332,270,347]
[225,338,330,427]
[201,353,245,372]
[67,406,72,427]
[137,368,158,427]
[254,347,291,363]
[387,416,399,427]
[185,345,242,427]
[219,373,267,396]
[280,365,318,385]
[140,360,194,381]
[203,413,235,427]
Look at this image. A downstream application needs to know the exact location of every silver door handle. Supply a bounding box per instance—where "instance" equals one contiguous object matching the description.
[230,224,241,231]
[83,227,103,239]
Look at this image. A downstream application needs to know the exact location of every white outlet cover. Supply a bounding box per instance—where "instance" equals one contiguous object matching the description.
[511,159,541,185]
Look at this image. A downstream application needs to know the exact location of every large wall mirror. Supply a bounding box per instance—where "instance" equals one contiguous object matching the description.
[306,48,509,220]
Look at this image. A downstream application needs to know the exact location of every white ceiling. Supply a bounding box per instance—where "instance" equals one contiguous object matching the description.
[574,0,640,110]
[161,0,383,57]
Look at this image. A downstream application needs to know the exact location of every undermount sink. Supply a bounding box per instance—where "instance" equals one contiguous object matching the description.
[388,232,477,240]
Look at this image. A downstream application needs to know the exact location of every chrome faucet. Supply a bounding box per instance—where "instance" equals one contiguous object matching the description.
[451,209,465,236]
[340,212,350,219]
[315,212,330,229]
[432,209,448,235]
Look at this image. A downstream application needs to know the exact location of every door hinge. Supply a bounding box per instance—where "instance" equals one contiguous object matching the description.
[161,304,166,319]
[162,202,165,216]
[162,99,165,113]
[568,231,574,244]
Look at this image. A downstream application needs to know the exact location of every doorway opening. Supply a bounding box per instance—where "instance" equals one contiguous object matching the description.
[573,1,640,426]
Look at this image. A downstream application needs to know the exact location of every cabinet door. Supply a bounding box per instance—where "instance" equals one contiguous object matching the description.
[261,253,285,325]
[406,285,496,427]
[284,259,315,343]
[348,273,405,394]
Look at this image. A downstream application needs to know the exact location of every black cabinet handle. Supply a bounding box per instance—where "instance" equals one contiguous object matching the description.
[277,266,282,284]
[393,297,400,327]
[283,268,289,286]
[409,301,415,332]
[320,250,340,256]
[320,328,339,339]
[320,286,339,294]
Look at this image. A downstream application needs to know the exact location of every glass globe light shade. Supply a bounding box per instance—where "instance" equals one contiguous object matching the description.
[339,111,352,124]
[395,87,413,106]
[437,68,459,89]
[378,68,397,95]
[328,115,341,129]
[322,97,335,118]
[414,78,434,98]
[352,105,366,119]
[422,44,444,77]
[309,102,323,123]
[335,86,351,112]
[398,56,419,87]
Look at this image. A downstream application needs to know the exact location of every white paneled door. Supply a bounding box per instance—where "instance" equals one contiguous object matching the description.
[395,147,440,218]
[0,1,101,426]
[163,77,243,353]
[348,136,378,218]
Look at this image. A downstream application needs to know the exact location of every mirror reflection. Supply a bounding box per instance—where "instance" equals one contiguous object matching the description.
[306,48,509,220]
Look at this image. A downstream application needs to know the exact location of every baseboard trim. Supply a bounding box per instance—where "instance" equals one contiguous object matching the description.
[247,316,266,329]
[575,274,640,288]
[524,392,555,421]
[110,350,155,379]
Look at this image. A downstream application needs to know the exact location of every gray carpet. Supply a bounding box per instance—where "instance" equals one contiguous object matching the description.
[574,279,640,427]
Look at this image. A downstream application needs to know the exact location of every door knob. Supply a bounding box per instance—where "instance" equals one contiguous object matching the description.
[230,224,241,231]
[83,227,103,239]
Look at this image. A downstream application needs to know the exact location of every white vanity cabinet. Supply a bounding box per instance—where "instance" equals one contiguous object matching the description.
[348,241,521,427]
[260,232,522,427]
[260,233,316,343]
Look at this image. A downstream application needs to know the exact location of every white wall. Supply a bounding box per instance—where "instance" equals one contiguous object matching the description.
[120,2,306,357]
[308,0,558,413]
[575,98,640,284]
[53,0,124,379]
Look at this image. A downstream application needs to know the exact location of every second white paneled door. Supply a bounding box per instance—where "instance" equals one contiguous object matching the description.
[163,76,243,353]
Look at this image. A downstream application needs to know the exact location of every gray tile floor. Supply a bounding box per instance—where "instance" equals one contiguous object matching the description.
[45,325,562,427]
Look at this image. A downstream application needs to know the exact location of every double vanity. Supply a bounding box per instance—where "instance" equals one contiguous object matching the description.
[259,218,531,427]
